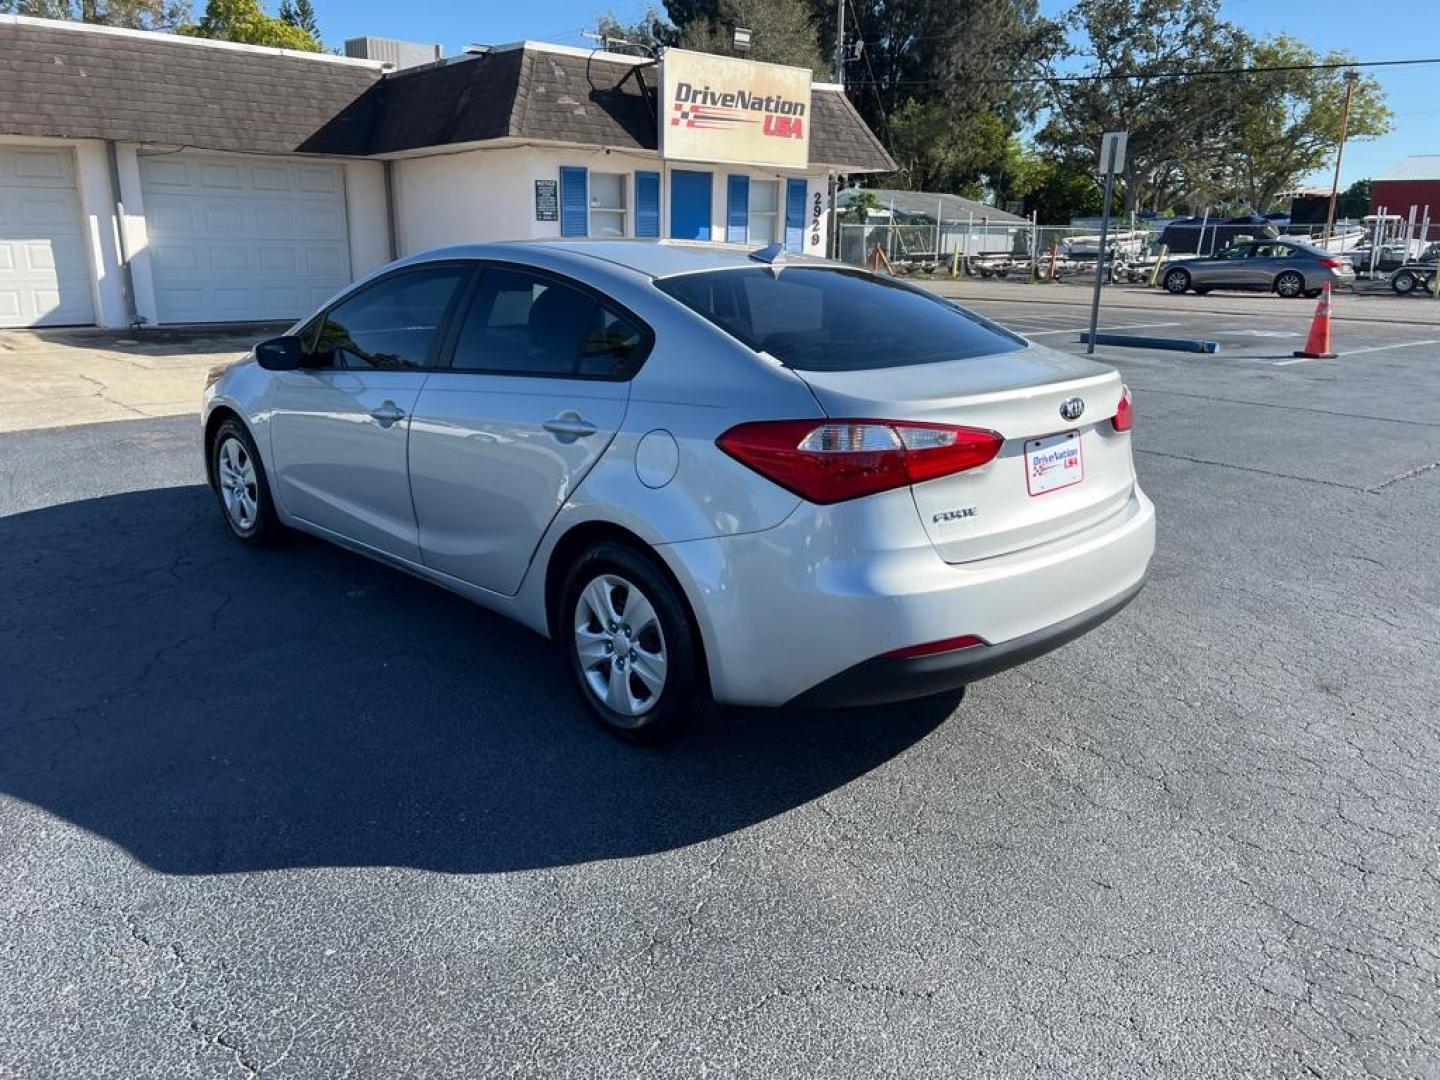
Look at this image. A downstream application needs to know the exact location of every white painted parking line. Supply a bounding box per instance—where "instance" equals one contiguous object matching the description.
[1331,339,1440,356]
[1273,338,1440,365]
[1023,321,1181,337]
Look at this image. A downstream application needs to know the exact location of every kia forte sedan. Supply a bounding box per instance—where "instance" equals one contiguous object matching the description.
[204,241,1154,741]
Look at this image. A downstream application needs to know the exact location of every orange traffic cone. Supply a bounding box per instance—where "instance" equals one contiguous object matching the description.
[1293,283,1338,359]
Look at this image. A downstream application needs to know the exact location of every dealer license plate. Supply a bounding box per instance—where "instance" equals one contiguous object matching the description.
[1024,430,1084,496]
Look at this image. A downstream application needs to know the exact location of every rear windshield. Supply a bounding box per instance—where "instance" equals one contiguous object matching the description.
[655,267,1025,372]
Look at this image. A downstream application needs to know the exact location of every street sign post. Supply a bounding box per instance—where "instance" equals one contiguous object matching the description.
[1087,131,1127,355]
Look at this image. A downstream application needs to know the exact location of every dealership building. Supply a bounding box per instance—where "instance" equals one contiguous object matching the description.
[0,15,892,329]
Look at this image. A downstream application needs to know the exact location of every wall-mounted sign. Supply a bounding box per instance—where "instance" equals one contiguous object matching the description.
[660,48,812,170]
[534,179,559,221]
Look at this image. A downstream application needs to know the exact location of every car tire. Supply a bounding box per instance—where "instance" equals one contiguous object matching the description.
[211,416,285,546]
[1393,270,1417,295]
[1162,268,1191,295]
[1274,270,1305,298]
[560,541,703,744]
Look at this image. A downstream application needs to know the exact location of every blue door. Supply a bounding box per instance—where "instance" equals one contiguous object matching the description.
[670,170,712,241]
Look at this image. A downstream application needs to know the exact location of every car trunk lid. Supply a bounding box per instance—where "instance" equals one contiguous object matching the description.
[792,343,1137,563]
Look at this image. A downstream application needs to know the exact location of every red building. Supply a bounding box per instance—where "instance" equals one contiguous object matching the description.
[1371,156,1440,239]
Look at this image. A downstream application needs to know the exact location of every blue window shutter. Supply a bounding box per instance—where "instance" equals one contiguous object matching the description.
[635,171,660,238]
[560,167,588,237]
[726,175,750,244]
[669,170,712,240]
[785,178,807,252]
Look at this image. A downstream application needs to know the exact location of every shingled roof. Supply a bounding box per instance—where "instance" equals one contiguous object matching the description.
[0,16,895,172]
[0,17,384,156]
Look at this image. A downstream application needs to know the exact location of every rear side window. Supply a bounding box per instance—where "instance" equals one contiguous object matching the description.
[451,268,649,379]
[656,267,1024,372]
[314,267,467,370]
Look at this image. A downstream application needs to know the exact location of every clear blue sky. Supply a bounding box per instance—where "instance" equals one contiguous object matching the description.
[308,0,1438,187]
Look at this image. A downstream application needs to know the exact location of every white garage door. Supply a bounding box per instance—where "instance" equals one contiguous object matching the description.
[141,153,351,324]
[0,146,94,328]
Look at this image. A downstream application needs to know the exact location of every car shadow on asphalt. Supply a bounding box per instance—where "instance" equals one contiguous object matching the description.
[0,485,954,876]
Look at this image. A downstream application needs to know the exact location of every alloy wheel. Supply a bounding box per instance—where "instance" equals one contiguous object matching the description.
[573,573,667,722]
[217,435,259,532]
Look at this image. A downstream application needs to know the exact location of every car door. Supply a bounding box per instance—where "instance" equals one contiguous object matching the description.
[268,263,471,563]
[406,265,644,595]
[1209,243,1254,288]
[1243,242,1288,288]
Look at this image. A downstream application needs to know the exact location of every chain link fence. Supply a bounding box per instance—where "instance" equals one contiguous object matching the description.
[836,221,1159,281]
[836,217,1373,284]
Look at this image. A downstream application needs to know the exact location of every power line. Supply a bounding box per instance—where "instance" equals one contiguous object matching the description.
[846,0,889,139]
[843,54,1440,89]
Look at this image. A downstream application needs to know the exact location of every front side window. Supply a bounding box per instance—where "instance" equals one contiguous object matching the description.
[656,267,1025,372]
[590,172,628,238]
[451,268,649,378]
[313,267,467,370]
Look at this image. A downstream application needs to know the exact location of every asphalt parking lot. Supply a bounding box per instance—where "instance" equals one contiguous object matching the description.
[1,288,1437,1078]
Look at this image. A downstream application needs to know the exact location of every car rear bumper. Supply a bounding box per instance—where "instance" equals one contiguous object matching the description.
[659,483,1156,708]
[788,573,1147,708]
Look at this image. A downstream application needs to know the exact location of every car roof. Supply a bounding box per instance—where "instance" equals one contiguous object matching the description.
[394,239,837,280]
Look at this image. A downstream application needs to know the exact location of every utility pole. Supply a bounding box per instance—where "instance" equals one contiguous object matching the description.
[1087,132,1126,355]
[833,0,846,86]
[1324,70,1359,245]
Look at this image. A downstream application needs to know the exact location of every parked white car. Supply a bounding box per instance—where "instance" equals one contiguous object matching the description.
[204,241,1155,741]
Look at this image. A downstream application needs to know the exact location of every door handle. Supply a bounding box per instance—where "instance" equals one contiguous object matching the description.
[369,401,407,428]
[543,412,597,443]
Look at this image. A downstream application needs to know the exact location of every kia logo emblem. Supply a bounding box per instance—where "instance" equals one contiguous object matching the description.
[1059,396,1085,421]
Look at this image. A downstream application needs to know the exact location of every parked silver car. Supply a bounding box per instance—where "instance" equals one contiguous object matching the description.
[203,242,1155,741]
[1161,240,1355,298]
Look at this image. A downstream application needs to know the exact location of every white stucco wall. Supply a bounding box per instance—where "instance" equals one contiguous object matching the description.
[343,160,391,276]
[2,132,838,328]
[70,141,129,328]
[393,144,833,257]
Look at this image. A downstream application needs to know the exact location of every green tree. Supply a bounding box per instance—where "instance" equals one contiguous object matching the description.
[4,0,189,29]
[180,0,320,50]
[834,0,1060,198]
[884,103,1011,195]
[1039,0,1249,212]
[1338,178,1371,220]
[1219,37,1390,212]
[985,136,1047,209]
[277,0,318,39]
[672,0,826,77]
[1023,158,1103,223]
[841,190,880,222]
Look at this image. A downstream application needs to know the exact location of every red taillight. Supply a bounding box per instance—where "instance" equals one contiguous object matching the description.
[882,634,986,659]
[716,419,1004,504]
[1112,385,1133,432]
[1319,257,1343,269]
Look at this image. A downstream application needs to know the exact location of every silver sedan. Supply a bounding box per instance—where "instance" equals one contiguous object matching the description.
[1161,240,1355,298]
[203,242,1154,741]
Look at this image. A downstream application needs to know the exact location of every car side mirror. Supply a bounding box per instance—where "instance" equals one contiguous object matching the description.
[255,335,303,371]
